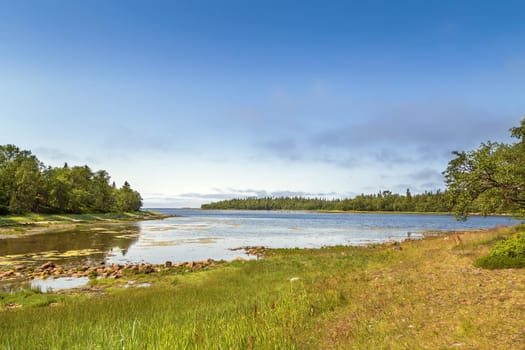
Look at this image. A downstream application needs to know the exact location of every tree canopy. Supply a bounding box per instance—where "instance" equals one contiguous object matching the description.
[444,117,525,219]
[201,190,453,213]
[0,145,142,214]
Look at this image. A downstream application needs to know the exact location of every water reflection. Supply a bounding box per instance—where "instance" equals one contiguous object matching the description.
[31,277,90,293]
[0,223,140,266]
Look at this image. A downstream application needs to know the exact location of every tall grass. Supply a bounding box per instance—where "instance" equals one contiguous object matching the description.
[0,248,382,349]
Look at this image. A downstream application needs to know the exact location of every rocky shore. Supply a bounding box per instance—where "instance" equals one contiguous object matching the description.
[0,246,268,284]
[0,259,223,282]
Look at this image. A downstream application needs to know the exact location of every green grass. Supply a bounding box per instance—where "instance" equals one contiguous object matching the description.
[0,287,70,309]
[0,247,386,349]
[1,226,525,349]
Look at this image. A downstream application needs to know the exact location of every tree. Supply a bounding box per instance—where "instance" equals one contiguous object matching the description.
[61,165,96,213]
[444,117,525,219]
[0,145,40,214]
[40,166,73,213]
[115,181,142,212]
[9,157,41,213]
[91,170,116,213]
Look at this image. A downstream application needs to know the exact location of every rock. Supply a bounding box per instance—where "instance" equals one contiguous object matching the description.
[4,303,22,310]
[187,261,195,268]
[235,257,244,262]
[110,271,122,279]
[393,246,403,251]
[138,264,153,273]
[112,264,120,271]
[13,264,25,271]
[40,262,55,270]
[0,270,15,278]
[164,261,172,267]
[384,241,397,247]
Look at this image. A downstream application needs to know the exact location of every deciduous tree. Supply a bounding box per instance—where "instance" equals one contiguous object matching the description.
[444,118,525,219]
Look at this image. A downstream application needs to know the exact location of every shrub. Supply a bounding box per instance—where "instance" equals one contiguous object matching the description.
[475,232,525,269]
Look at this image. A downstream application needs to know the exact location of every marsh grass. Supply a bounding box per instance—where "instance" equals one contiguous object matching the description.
[1,225,525,349]
[0,287,68,310]
[0,247,383,349]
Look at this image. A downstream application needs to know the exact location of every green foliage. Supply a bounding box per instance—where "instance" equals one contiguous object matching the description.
[445,117,525,219]
[202,190,453,213]
[115,181,143,212]
[0,144,142,215]
[475,232,525,269]
[9,157,41,213]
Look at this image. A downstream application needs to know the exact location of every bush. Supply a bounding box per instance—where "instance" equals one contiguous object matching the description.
[475,232,525,269]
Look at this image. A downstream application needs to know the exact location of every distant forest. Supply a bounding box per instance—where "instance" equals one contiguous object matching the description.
[201,189,510,214]
[204,118,525,216]
[0,144,142,215]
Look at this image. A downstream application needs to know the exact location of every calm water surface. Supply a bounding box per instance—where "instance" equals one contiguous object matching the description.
[0,209,517,268]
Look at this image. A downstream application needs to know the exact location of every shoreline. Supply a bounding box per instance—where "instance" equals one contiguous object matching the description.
[0,211,172,238]
[0,228,497,285]
[199,207,514,217]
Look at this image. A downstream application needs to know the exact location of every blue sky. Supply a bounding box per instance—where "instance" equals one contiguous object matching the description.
[1,1,524,207]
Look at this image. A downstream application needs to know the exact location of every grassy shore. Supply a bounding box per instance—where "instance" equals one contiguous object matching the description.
[0,211,170,236]
[1,225,524,349]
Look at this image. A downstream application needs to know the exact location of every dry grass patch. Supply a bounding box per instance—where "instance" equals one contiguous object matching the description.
[315,226,525,349]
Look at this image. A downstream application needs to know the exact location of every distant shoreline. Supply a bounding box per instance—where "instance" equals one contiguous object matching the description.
[198,207,514,217]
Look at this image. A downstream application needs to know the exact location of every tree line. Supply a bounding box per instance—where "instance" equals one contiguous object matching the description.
[201,190,455,212]
[0,144,142,214]
[202,188,512,214]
